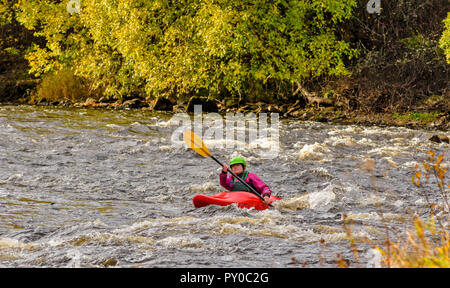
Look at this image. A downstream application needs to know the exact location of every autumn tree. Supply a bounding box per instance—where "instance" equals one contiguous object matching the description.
[16,0,358,101]
[440,12,450,63]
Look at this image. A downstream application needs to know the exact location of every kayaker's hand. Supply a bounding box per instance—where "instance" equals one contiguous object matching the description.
[264,196,271,205]
[222,164,229,173]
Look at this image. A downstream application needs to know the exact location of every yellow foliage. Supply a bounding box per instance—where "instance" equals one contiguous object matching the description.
[15,0,358,100]
[440,12,450,64]
[378,151,449,268]
[382,217,449,268]
[33,69,95,103]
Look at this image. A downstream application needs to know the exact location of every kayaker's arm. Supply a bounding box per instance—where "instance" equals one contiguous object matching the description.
[246,174,272,205]
[220,168,233,191]
[222,164,229,173]
[248,173,272,197]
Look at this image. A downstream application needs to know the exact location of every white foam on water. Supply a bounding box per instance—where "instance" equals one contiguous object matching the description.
[366,248,382,268]
[66,230,156,248]
[356,137,376,146]
[393,200,404,208]
[361,127,399,136]
[276,194,310,211]
[155,117,187,128]
[415,198,427,206]
[403,161,420,168]
[6,173,24,182]
[143,194,173,203]
[274,184,338,212]
[220,255,235,262]
[213,220,299,240]
[325,135,356,147]
[248,137,280,152]
[252,208,284,219]
[345,212,405,222]
[288,227,370,243]
[65,248,83,268]
[201,138,280,159]
[128,122,153,134]
[116,216,201,235]
[296,143,331,161]
[159,145,175,152]
[0,237,34,250]
[188,182,219,194]
[105,124,122,129]
[309,167,333,179]
[308,185,336,212]
[326,126,361,135]
[157,236,203,249]
[344,126,362,133]
[359,194,386,206]
[367,146,403,157]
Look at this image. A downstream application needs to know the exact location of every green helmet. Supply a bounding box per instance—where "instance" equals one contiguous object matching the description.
[230,157,246,169]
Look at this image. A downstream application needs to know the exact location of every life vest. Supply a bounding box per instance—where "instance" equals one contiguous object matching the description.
[230,171,257,193]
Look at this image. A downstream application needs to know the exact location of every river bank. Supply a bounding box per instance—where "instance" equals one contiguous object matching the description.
[0,59,448,133]
[1,91,449,133]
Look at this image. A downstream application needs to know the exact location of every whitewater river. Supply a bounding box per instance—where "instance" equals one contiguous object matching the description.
[0,105,448,267]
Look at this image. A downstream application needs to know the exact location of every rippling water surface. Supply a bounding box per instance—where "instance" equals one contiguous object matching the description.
[0,105,448,267]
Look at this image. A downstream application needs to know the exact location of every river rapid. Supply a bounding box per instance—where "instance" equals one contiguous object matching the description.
[0,105,448,267]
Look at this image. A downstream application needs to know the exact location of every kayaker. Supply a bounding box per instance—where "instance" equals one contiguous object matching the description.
[220,157,272,204]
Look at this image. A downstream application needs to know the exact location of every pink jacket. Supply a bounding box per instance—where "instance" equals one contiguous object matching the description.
[220,171,272,198]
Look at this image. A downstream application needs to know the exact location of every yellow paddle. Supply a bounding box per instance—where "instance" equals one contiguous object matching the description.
[183,129,272,206]
[183,129,212,157]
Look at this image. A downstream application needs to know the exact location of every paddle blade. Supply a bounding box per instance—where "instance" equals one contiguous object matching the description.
[183,130,211,157]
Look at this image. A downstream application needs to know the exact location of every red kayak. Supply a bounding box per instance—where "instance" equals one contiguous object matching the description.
[192,191,281,210]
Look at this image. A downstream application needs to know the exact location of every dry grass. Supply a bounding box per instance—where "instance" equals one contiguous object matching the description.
[32,69,98,104]
[336,151,449,268]
[380,151,449,268]
[376,217,449,268]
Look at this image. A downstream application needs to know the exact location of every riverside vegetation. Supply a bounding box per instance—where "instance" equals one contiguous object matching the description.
[0,1,449,129]
[334,151,449,268]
